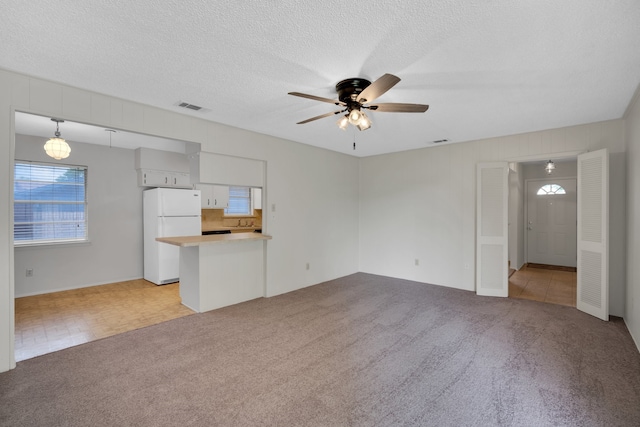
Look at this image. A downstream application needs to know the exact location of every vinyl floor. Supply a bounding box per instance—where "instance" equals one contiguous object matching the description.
[14,279,194,362]
[509,264,577,307]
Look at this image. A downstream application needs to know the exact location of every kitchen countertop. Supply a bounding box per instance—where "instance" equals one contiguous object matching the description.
[157,232,271,247]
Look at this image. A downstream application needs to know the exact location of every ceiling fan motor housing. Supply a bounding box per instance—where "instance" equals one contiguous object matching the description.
[336,78,371,105]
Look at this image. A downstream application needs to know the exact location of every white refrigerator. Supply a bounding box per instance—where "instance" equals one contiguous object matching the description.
[143,188,201,285]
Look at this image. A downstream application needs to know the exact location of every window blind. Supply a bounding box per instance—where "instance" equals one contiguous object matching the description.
[225,186,251,215]
[14,161,88,245]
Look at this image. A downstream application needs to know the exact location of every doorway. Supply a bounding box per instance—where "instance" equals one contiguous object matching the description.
[13,112,195,361]
[478,150,609,320]
[510,161,578,307]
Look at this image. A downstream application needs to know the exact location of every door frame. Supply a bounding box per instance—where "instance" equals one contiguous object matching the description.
[492,150,610,321]
[502,152,582,275]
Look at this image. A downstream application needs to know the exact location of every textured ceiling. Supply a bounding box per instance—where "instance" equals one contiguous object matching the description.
[2,1,640,157]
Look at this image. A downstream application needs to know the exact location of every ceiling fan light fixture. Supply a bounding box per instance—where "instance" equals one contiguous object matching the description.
[44,118,71,160]
[348,109,362,125]
[337,115,349,130]
[356,113,372,131]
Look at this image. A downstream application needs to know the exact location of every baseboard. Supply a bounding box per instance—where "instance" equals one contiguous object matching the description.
[624,318,640,353]
[526,263,577,272]
[15,276,144,298]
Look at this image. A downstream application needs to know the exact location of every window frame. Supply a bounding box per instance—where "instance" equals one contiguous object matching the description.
[536,183,567,195]
[224,185,252,216]
[13,160,89,247]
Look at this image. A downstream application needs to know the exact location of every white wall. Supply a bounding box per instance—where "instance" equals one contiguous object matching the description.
[14,134,143,297]
[625,88,640,350]
[193,128,360,297]
[359,142,476,290]
[359,120,627,317]
[0,69,360,372]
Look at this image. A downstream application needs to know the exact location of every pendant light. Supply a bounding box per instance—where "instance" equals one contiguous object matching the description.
[545,160,555,175]
[44,118,71,160]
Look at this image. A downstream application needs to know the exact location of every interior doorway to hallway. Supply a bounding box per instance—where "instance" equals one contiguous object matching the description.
[508,159,578,306]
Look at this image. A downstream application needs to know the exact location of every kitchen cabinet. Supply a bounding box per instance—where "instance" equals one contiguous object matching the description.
[251,188,262,210]
[196,184,229,209]
[135,147,190,173]
[137,169,191,188]
[135,148,191,188]
[188,151,264,187]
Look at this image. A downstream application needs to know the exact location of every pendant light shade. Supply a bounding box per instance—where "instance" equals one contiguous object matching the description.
[545,160,555,175]
[44,118,71,160]
[337,115,349,130]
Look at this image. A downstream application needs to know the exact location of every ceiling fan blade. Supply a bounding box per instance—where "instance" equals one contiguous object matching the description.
[356,73,401,104]
[296,110,343,124]
[288,92,344,106]
[368,103,429,113]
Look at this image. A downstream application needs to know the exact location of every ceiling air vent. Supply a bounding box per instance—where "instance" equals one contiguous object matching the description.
[176,101,204,111]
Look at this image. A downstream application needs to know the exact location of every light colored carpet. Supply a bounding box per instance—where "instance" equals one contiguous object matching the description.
[1,273,639,426]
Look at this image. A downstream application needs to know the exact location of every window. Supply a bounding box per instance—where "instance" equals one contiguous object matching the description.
[225,186,251,215]
[536,184,566,195]
[14,161,88,245]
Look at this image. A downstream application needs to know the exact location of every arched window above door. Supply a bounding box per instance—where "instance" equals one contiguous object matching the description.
[536,184,567,195]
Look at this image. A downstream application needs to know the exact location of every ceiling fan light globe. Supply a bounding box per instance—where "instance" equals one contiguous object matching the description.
[356,115,372,131]
[348,110,362,124]
[337,116,349,130]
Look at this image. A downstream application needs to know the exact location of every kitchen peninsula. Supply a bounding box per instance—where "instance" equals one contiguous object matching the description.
[157,232,271,313]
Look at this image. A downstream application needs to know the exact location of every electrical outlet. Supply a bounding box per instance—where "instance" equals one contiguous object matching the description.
[26,268,33,277]
[306,263,310,270]
[414,259,419,266]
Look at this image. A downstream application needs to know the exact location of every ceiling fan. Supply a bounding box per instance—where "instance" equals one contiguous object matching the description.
[288,73,429,131]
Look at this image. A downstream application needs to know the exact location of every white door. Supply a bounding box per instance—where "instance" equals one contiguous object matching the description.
[526,178,577,267]
[577,149,609,320]
[476,162,509,297]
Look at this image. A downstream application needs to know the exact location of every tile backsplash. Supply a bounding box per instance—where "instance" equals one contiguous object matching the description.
[201,209,262,229]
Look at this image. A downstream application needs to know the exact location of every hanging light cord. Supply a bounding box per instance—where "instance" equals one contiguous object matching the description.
[353,128,356,150]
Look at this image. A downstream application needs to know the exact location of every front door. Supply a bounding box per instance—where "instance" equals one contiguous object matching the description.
[526,178,577,267]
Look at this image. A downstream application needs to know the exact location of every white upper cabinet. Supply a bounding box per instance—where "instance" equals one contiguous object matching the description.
[195,184,229,209]
[189,151,264,187]
[251,188,262,210]
[135,147,191,188]
[138,170,191,189]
